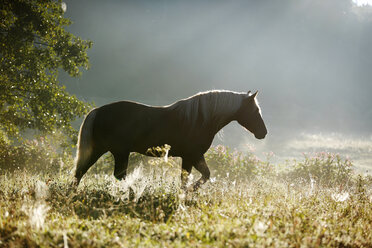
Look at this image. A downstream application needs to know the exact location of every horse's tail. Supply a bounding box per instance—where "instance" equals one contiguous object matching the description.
[74,108,97,183]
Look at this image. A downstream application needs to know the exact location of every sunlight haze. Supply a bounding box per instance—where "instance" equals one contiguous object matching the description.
[62,0,372,172]
[352,0,372,6]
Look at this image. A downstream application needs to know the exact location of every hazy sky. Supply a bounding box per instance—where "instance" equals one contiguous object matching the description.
[61,0,372,148]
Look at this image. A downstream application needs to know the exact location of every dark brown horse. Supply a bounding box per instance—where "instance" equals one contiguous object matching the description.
[74,90,267,190]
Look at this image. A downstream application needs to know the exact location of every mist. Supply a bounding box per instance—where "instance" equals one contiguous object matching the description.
[61,0,372,171]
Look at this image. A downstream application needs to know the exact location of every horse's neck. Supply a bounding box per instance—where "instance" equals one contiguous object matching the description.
[207,108,236,134]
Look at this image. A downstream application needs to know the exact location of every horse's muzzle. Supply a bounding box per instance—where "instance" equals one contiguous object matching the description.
[254,131,267,140]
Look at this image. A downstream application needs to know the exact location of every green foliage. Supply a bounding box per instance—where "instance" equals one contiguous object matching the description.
[0,0,92,143]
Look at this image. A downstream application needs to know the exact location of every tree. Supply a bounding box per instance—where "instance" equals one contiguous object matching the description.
[0,0,92,145]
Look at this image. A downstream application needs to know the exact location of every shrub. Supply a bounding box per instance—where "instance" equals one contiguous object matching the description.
[285,152,354,187]
[205,145,260,182]
[0,132,73,174]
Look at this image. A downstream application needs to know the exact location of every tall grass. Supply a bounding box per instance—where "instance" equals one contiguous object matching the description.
[0,144,371,247]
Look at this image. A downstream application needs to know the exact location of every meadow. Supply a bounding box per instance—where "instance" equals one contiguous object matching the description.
[1,140,372,247]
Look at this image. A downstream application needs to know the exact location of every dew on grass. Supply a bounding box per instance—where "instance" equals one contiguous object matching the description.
[22,203,50,230]
[110,164,148,202]
[35,180,49,200]
[331,192,350,202]
[63,232,69,248]
[164,148,169,163]
[178,192,186,200]
[254,220,268,236]
[186,173,194,188]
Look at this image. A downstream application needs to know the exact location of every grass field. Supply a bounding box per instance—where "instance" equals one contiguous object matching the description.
[1,146,372,247]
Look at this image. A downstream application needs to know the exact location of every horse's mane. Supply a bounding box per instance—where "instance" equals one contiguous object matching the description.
[169,90,246,128]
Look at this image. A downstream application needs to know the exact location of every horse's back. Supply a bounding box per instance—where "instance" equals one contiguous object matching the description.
[96,101,150,121]
[92,101,171,152]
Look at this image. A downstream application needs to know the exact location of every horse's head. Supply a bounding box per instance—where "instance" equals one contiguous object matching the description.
[236,91,267,139]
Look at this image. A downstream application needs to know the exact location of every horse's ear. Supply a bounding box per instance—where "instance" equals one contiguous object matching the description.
[247,90,251,95]
[247,91,258,99]
[252,91,258,98]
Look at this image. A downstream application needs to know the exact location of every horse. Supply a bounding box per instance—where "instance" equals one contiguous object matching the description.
[73,90,267,190]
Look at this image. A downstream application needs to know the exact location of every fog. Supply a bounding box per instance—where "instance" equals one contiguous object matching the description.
[61,0,372,172]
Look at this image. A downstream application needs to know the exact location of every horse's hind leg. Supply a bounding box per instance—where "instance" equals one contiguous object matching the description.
[181,158,193,190]
[74,149,104,186]
[112,152,129,180]
[192,156,210,191]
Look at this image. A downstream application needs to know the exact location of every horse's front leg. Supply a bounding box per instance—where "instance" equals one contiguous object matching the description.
[192,156,210,191]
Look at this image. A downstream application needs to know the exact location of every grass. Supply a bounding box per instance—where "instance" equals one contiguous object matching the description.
[0,146,372,247]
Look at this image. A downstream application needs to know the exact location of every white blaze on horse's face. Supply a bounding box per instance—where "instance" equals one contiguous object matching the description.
[237,91,267,139]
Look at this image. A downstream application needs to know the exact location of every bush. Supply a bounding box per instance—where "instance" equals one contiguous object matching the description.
[285,152,354,187]
[205,145,260,182]
[0,132,73,174]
